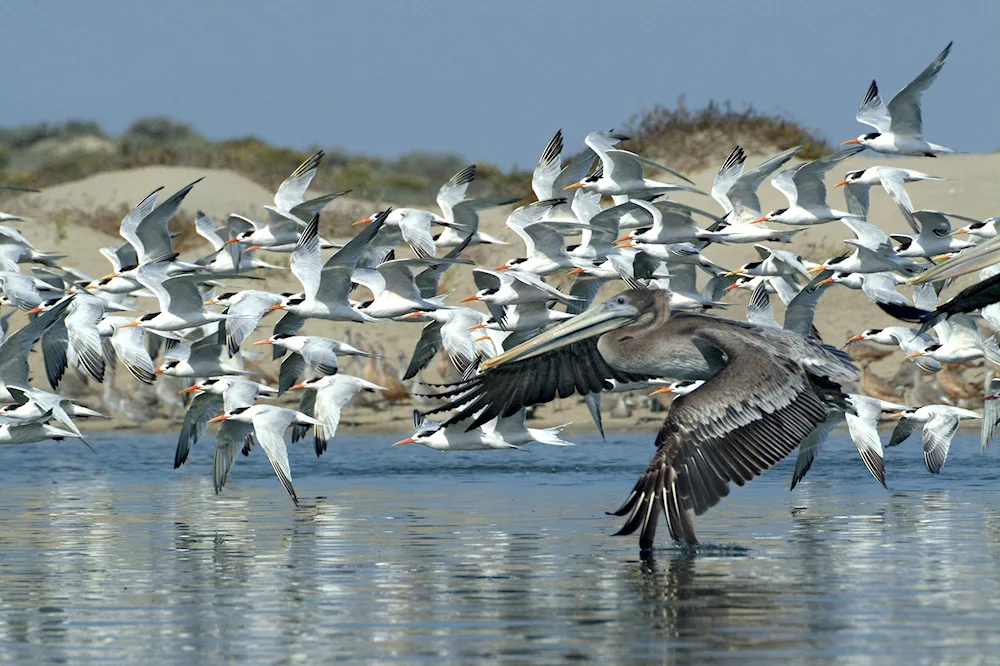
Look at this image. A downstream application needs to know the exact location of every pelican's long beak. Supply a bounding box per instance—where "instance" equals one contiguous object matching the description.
[563,183,584,191]
[806,264,828,274]
[265,304,284,312]
[118,321,140,328]
[842,138,862,145]
[208,414,229,423]
[459,295,479,303]
[723,270,744,278]
[649,386,673,396]
[353,216,373,226]
[392,437,415,446]
[845,334,865,345]
[180,385,202,394]
[903,351,923,360]
[931,253,956,262]
[481,300,640,370]
[911,234,1000,284]
[833,179,849,188]
[252,339,273,345]
[750,216,768,225]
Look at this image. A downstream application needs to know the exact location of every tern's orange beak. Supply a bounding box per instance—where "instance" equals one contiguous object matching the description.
[118,321,140,328]
[806,265,828,274]
[723,270,744,278]
[931,253,956,261]
[153,368,165,375]
[833,180,849,188]
[24,305,44,315]
[949,229,968,236]
[288,383,307,391]
[614,241,634,249]
[203,299,218,306]
[402,311,426,319]
[265,304,284,312]
[563,183,584,191]
[845,334,865,344]
[649,386,673,396]
[392,437,415,446]
[101,272,121,280]
[723,283,741,292]
[903,352,923,360]
[353,217,373,226]
[458,295,479,303]
[223,238,241,245]
[493,264,509,271]
[885,412,904,419]
[615,234,632,243]
[467,323,486,331]
[567,267,586,275]
[473,335,491,343]
[244,245,263,252]
[842,138,862,145]
[252,339,273,345]
[180,385,202,394]
[818,277,836,286]
[750,216,768,225]
[208,414,229,423]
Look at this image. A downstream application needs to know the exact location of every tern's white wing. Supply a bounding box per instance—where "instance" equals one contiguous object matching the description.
[314,375,382,441]
[176,392,224,468]
[787,147,864,208]
[109,320,155,383]
[553,147,597,192]
[398,210,437,258]
[274,151,322,214]
[521,223,568,260]
[842,216,893,251]
[126,179,201,263]
[746,282,780,329]
[508,270,577,303]
[300,338,340,375]
[711,146,746,214]
[250,407,299,503]
[602,150,645,184]
[844,394,887,487]
[922,410,959,473]
[436,166,476,225]
[856,80,892,133]
[290,215,322,301]
[213,419,254,493]
[160,275,208,318]
[226,291,282,354]
[195,211,226,251]
[532,130,562,200]
[887,42,952,138]
[118,188,162,251]
[222,377,265,413]
[729,147,801,223]
[983,378,1000,453]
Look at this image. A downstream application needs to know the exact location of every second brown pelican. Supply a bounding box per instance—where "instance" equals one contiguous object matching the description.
[424,288,857,551]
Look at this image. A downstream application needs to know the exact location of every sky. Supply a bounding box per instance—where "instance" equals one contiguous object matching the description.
[3,1,999,170]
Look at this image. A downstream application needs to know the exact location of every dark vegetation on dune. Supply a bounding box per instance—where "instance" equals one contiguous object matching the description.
[0,102,828,206]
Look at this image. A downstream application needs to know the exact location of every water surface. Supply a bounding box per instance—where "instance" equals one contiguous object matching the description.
[0,431,998,663]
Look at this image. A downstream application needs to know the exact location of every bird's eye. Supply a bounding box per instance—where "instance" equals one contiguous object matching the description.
[615,296,626,305]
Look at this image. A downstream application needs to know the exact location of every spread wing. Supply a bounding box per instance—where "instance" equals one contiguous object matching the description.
[423,337,653,429]
[887,42,952,138]
[610,331,828,548]
[437,165,476,224]
[403,320,443,380]
[275,151,323,214]
[856,80,891,133]
[213,419,254,494]
[251,409,298,504]
[532,130,563,201]
[175,392,223,468]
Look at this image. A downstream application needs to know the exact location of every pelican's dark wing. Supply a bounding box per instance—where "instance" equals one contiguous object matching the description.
[424,337,652,429]
[611,330,830,549]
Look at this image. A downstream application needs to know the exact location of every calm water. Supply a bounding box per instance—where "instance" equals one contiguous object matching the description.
[0,429,998,663]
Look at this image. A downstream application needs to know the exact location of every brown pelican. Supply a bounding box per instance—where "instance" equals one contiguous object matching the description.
[424,288,856,551]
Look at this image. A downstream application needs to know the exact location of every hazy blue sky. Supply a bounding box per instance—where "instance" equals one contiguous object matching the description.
[3,1,998,169]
